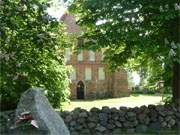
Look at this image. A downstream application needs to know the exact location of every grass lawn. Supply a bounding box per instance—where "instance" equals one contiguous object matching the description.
[61,94,165,111]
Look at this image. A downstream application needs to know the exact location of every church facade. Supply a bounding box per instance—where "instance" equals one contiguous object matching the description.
[61,14,130,99]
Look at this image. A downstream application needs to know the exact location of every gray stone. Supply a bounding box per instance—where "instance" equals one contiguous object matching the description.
[72,113,78,120]
[119,110,126,116]
[79,112,88,117]
[115,121,122,127]
[96,125,106,132]
[95,132,103,135]
[166,111,174,115]
[175,112,180,119]
[127,116,137,122]
[161,121,167,127]
[136,124,148,133]
[132,120,138,126]
[90,107,100,113]
[119,116,126,122]
[127,112,136,117]
[123,121,132,128]
[140,105,147,112]
[15,88,70,135]
[168,118,176,126]
[88,122,96,128]
[75,124,83,130]
[71,131,79,135]
[144,117,150,125]
[80,129,91,134]
[177,106,180,112]
[158,116,164,122]
[156,105,164,112]
[110,107,118,113]
[88,115,99,122]
[70,121,76,127]
[100,120,108,126]
[77,117,85,124]
[138,113,146,121]
[119,106,127,111]
[165,116,172,122]
[102,106,111,113]
[99,113,108,122]
[107,123,115,129]
[112,129,122,134]
[111,114,119,120]
[65,115,73,123]
[149,122,161,130]
[159,111,166,117]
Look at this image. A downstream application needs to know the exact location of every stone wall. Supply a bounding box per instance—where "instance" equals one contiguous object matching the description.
[60,104,180,135]
[1,104,180,135]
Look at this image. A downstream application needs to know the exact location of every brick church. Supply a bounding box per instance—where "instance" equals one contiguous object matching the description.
[61,14,130,99]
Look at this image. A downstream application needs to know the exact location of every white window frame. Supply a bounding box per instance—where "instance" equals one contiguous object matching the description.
[78,50,83,61]
[98,67,105,80]
[64,48,71,62]
[70,68,76,81]
[85,68,92,80]
[89,50,95,61]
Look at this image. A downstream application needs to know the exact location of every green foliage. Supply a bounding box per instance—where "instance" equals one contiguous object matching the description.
[69,0,180,93]
[0,0,70,110]
[162,94,173,104]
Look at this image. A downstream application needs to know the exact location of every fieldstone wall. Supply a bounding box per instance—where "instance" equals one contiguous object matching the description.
[60,104,180,135]
[1,104,180,135]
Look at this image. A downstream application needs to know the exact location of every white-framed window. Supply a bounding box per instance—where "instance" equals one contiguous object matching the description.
[85,67,92,80]
[98,67,105,80]
[70,68,76,80]
[89,50,95,61]
[64,48,71,62]
[78,50,83,61]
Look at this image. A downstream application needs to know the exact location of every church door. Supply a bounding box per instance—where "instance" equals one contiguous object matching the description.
[77,81,85,99]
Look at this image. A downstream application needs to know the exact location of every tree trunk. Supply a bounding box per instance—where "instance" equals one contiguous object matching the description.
[172,62,180,105]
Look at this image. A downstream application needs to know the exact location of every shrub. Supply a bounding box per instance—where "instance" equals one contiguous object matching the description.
[0,0,70,110]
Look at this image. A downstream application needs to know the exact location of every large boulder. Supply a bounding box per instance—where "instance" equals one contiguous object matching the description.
[14,88,70,135]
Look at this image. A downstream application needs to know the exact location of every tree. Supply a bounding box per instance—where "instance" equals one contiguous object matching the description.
[69,0,180,104]
[0,0,70,110]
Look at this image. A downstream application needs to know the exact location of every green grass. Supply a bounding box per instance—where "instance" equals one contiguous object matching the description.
[61,94,165,111]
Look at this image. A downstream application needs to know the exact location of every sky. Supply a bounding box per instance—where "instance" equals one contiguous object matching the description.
[47,1,141,85]
[47,0,67,20]
[132,72,140,85]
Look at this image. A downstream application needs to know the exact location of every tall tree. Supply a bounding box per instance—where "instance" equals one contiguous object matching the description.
[0,0,70,110]
[69,0,180,104]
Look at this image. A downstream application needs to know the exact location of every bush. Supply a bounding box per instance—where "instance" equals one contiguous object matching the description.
[0,0,70,110]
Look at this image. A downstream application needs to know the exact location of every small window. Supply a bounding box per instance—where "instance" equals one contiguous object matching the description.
[70,68,76,80]
[85,68,92,80]
[77,38,84,47]
[64,48,71,62]
[89,50,95,61]
[98,67,105,80]
[78,50,83,61]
